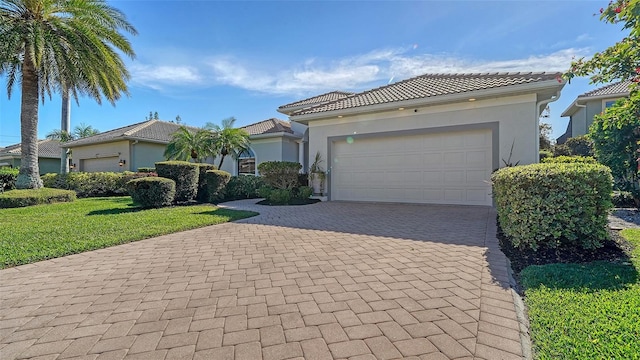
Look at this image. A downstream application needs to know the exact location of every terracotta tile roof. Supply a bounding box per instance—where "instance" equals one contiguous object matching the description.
[579,80,633,98]
[293,72,562,116]
[241,118,293,135]
[62,120,196,147]
[0,139,62,158]
[278,91,354,110]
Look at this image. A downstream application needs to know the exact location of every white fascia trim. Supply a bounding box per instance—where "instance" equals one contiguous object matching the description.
[292,80,565,123]
[249,132,302,140]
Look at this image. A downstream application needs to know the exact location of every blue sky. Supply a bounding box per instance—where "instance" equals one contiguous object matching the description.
[0,0,623,147]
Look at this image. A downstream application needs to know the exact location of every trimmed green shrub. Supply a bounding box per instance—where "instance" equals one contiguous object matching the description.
[258,185,273,199]
[155,161,199,202]
[0,188,76,208]
[205,170,231,203]
[0,167,19,191]
[564,135,594,157]
[137,167,156,173]
[224,175,265,201]
[553,144,572,157]
[41,172,156,197]
[195,163,217,202]
[539,150,553,162]
[267,189,292,205]
[541,156,597,164]
[257,161,302,190]
[297,186,313,200]
[126,177,175,208]
[492,163,613,250]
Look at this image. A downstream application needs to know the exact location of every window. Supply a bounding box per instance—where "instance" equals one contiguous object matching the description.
[603,99,619,109]
[237,148,255,175]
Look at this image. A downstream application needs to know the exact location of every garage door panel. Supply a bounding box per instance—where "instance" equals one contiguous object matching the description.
[332,129,492,205]
[82,157,120,172]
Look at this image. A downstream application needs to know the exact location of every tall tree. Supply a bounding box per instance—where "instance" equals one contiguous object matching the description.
[164,126,216,163]
[564,0,640,204]
[0,0,137,188]
[205,117,250,169]
[72,123,100,139]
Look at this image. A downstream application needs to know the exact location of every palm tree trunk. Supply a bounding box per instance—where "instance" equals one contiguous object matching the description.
[15,56,43,189]
[60,92,71,173]
[218,150,227,169]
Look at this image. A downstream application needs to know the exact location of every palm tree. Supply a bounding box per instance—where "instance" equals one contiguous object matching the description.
[73,123,100,139]
[0,0,137,189]
[46,129,74,142]
[205,117,250,169]
[164,126,216,163]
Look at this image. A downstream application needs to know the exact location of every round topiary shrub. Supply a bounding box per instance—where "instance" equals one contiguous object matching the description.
[492,162,613,250]
[155,161,198,202]
[541,155,597,164]
[267,189,292,205]
[205,170,231,203]
[126,177,176,208]
[195,163,217,202]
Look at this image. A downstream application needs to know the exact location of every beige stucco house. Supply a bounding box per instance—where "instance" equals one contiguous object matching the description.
[557,80,632,144]
[61,120,186,172]
[286,72,565,206]
[0,139,62,174]
[216,118,306,176]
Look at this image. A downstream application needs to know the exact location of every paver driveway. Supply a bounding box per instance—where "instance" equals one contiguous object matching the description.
[0,200,525,360]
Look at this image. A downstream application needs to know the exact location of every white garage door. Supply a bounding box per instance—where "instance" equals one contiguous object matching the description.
[331,129,493,205]
[81,157,121,172]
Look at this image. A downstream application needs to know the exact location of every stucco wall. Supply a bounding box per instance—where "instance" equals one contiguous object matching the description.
[70,141,130,172]
[306,94,539,175]
[215,137,299,176]
[6,157,60,174]
[131,142,167,171]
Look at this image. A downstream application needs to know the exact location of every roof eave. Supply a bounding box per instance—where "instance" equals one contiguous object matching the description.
[292,79,566,123]
[62,136,171,148]
[561,91,630,117]
[250,132,302,140]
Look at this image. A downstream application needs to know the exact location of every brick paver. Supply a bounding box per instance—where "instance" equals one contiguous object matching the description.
[0,200,525,359]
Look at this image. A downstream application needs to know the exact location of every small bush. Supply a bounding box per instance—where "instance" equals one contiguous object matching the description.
[297,186,313,200]
[0,167,19,191]
[612,191,636,208]
[137,167,156,173]
[492,162,613,250]
[258,161,302,190]
[258,185,273,199]
[126,177,176,208]
[0,188,76,208]
[539,150,553,162]
[267,189,292,205]
[195,164,217,202]
[41,172,157,197]
[553,144,572,157]
[205,170,231,203]
[155,161,199,202]
[224,176,265,201]
[564,135,594,157]
[541,156,597,164]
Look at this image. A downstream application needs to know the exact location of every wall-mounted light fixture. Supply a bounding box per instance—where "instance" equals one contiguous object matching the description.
[119,159,126,167]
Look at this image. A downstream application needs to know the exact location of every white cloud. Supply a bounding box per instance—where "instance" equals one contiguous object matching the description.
[130,64,203,90]
[132,47,591,95]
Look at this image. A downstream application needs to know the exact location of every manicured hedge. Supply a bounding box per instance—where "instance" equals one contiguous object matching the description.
[126,177,176,208]
[195,163,217,202]
[137,167,156,173]
[0,188,76,208]
[223,175,265,201]
[155,161,198,202]
[0,167,19,191]
[41,172,157,197]
[205,170,231,203]
[267,189,291,205]
[492,163,613,250]
[541,156,597,164]
[257,161,301,190]
[297,186,313,200]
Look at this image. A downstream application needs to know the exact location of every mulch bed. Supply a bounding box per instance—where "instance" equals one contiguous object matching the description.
[498,223,634,275]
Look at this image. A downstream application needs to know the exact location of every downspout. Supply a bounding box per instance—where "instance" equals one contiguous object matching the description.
[535,89,562,161]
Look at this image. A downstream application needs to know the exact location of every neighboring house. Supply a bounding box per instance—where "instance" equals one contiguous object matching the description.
[557,80,632,144]
[287,72,565,206]
[0,139,62,174]
[277,91,355,116]
[61,120,190,172]
[216,118,306,176]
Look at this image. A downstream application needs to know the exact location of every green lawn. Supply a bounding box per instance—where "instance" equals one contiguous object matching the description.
[521,229,640,359]
[0,197,257,268]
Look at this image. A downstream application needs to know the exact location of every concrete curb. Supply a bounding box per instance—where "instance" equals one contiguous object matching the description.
[506,258,533,360]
